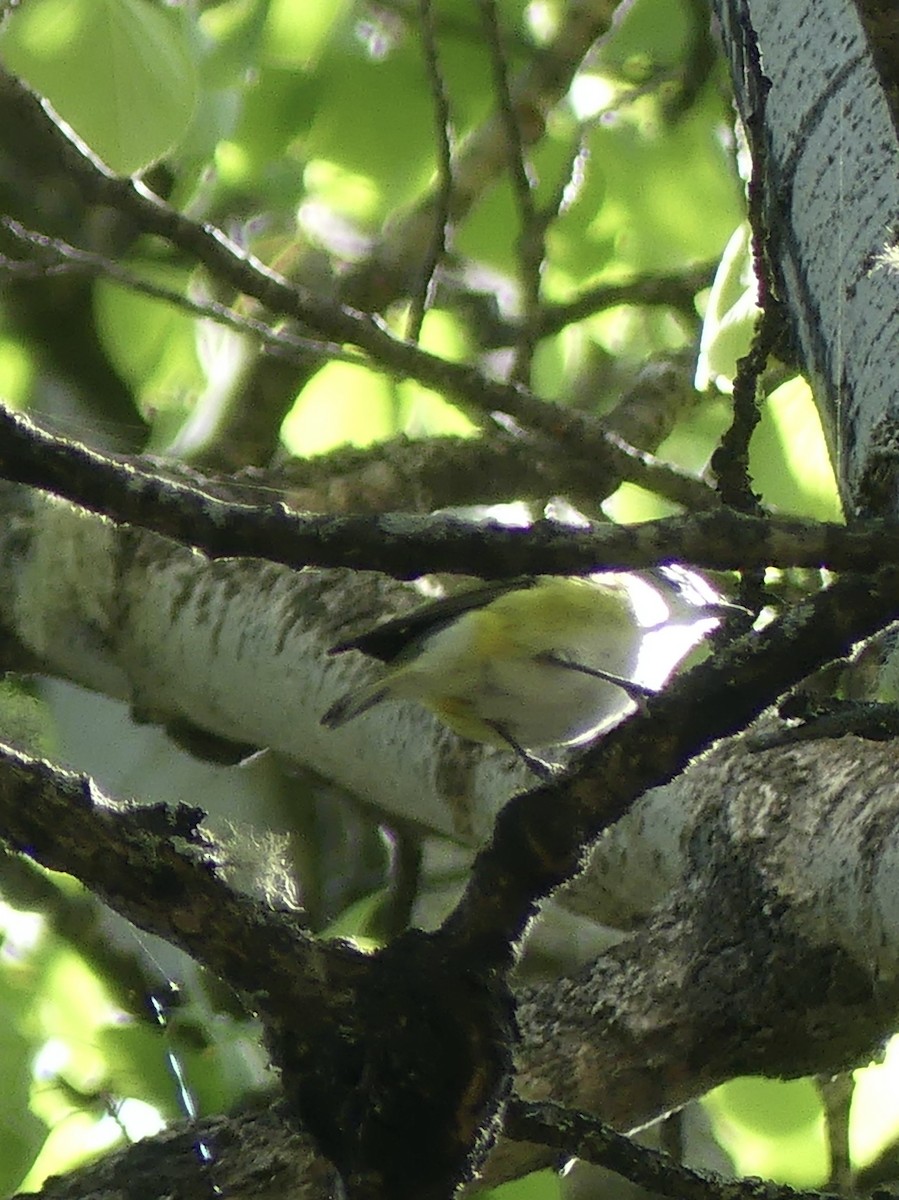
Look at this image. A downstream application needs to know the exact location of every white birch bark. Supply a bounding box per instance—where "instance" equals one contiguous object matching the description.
[0,485,534,840]
[714,0,899,515]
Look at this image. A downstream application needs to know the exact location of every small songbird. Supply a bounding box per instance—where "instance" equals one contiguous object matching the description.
[321,572,726,776]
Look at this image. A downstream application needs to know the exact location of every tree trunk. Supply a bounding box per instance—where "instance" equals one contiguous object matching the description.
[714,0,899,516]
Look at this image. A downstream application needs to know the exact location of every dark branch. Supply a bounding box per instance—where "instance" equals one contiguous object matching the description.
[530,264,713,340]
[0,216,363,366]
[505,1099,843,1200]
[479,0,543,381]
[1,404,898,576]
[0,741,360,1025]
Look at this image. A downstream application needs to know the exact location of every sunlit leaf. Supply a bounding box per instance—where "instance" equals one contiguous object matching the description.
[93,267,205,432]
[750,377,843,521]
[851,1035,899,1169]
[0,0,199,174]
[482,1167,562,1200]
[0,970,45,1193]
[262,0,352,67]
[283,362,396,455]
[703,1077,827,1187]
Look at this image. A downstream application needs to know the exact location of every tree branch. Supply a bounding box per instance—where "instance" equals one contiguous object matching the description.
[504,1099,842,1200]
[0,742,356,1016]
[0,408,897,576]
[713,0,899,514]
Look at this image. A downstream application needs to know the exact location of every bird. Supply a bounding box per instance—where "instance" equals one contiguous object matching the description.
[320,573,716,777]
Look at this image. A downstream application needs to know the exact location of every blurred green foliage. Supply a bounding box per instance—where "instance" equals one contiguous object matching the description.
[705,1077,829,1187]
[0,883,266,1192]
[706,1050,899,1188]
[0,0,753,468]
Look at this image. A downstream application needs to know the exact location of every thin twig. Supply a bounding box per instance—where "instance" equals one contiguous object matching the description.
[509,130,593,374]
[533,262,715,338]
[0,217,366,368]
[478,0,536,222]
[479,0,543,382]
[406,0,454,343]
[505,1099,845,1200]
[712,309,781,613]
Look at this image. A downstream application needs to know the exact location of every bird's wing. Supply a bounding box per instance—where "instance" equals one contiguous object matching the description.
[329,576,536,663]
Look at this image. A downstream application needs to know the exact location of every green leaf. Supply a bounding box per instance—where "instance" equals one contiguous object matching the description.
[283,362,397,455]
[482,1167,562,1200]
[851,1035,899,1170]
[575,99,742,280]
[750,377,843,521]
[704,1077,827,1187]
[0,0,199,173]
[92,264,205,429]
[262,0,353,68]
[0,971,46,1193]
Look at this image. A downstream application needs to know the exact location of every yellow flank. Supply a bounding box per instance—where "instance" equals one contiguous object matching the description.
[467,603,515,661]
[428,693,497,745]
